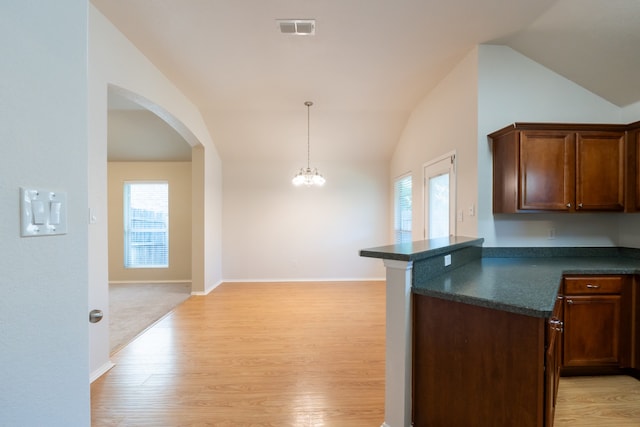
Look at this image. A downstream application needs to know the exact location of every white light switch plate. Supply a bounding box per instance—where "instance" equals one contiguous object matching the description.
[20,188,67,237]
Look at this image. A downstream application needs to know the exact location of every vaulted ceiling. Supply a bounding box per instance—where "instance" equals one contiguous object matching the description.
[95,0,640,162]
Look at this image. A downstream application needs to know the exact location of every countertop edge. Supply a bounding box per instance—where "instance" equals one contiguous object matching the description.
[359,236,484,262]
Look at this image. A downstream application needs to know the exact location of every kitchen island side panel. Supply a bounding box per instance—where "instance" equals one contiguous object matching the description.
[413,294,546,427]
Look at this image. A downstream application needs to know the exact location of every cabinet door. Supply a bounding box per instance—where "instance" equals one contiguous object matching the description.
[545,297,563,427]
[576,131,625,211]
[563,295,621,367]
[635,276,640,370]
[519,130,575,210]
[635,129,640,211]
[545,327,561,427]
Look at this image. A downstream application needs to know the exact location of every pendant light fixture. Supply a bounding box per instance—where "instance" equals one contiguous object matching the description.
[292,101,325,186]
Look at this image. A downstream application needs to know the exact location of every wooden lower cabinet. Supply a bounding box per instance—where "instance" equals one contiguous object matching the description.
[412,275,637,426]
[413,295,550,427]
[636,275,640,371]
[563,294,621,367]
[561,275,632,372]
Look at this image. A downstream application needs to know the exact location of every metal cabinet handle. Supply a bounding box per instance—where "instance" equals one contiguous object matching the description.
[549,318,564,332]
[567,299,574,304]
[566,203,571,208]
[89,309,103,323]
[586,284,600,289]
[578,203,583,209]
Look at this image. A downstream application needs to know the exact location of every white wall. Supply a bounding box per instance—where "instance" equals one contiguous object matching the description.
[207,106,396,281]
[390,48,479,241]
[622,100,640,123]
[477,45,628,247]
[222,157,388,280]
[89,5,223,379]
[0,2,90,425]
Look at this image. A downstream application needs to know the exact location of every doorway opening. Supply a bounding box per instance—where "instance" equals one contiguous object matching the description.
[423,152,456,239]
[106,87,198,353]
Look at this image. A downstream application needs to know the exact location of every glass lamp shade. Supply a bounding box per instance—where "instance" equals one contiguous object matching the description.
[292,167,325,186]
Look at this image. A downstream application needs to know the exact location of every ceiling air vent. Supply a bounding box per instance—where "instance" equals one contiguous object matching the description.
[277,19,316,36]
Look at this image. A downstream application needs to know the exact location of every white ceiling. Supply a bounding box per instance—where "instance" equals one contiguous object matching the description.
[95,0,640,162]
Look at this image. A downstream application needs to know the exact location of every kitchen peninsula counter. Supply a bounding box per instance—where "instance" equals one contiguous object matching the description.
[362,237,640,317]
[359,237,640,427]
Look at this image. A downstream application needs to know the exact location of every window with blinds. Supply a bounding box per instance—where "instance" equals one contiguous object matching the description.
[394,174,412,244]
[123,182,169,268]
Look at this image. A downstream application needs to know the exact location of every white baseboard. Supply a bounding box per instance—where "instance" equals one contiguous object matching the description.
[90,360,115,383]
[220,277,386,283]
[109,280,192,285]
[191,279,223,296]
[189,278,385,296]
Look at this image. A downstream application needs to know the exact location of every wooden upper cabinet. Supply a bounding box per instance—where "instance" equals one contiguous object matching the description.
[490,123,628,213]
[629,121,640,211]
[519,130,575,211]
[576,131,625,211]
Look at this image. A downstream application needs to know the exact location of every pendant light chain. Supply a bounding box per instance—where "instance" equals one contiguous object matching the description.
[292,101,325,187]
[306,101,311,169]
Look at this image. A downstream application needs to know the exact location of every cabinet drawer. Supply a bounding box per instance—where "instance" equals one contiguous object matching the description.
[564,276,622,295]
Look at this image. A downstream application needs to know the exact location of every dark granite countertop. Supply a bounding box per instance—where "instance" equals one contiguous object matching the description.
[359,236,483,262]
[414,256,640,318]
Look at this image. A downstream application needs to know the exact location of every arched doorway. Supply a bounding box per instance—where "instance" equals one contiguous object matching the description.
[91,85,207,364]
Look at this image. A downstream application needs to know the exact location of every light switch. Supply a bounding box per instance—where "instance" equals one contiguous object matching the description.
[32,200,47,224]
[20,188,67,237]
[50,201,62,225]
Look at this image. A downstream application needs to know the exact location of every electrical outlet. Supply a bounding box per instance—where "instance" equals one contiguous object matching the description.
[444,254,452,266]
[548,228,556,240]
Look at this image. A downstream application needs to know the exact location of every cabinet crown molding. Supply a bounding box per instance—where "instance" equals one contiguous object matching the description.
[489,122,631,140]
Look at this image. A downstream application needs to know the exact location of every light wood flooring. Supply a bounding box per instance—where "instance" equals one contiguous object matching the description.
[555,375,640,426]
[91,281,386,426]
[92,281,640,426]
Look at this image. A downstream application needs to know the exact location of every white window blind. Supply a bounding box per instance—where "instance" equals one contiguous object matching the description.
[394,175,412,244]
[124,182,169,268]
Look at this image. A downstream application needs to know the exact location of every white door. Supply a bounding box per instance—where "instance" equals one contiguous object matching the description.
[423,153,456,239]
